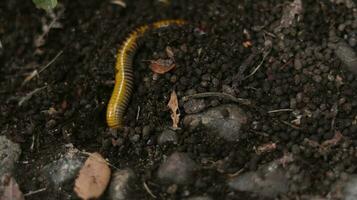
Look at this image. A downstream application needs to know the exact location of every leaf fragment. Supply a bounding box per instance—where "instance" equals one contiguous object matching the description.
[149,59,175,74]
[167,90,180,128]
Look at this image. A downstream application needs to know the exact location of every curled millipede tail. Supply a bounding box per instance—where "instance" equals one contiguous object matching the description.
[106,19,186,129]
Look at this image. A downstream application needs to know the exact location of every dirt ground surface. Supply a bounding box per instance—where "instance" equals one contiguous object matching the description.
[1,0,357,199]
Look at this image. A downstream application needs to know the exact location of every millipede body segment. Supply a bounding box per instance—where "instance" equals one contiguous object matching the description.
[106,19,186,129]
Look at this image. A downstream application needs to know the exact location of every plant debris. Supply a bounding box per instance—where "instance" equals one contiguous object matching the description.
[149,59,175,74]
[167,90,180,129]
[74,152,111,200]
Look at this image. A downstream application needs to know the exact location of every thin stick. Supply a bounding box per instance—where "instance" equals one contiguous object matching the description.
[143,182,157,199]
[182,92,251,106]
[24,188,47,196]
[18,86,47,106]
[280,120,301,130]
[22,50,63,86]
[38,50,63,73]
[268,109,293,113]
[244,48,271,80]
[136,106,141,121]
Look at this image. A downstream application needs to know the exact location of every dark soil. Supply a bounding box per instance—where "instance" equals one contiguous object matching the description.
[1,0,356,199]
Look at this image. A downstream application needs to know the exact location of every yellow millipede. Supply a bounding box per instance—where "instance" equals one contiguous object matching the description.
[106,19,186,129]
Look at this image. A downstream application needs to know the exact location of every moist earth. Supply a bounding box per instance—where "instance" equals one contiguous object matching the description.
[0,0,357,199]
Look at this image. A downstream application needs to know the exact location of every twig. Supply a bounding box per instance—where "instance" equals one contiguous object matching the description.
[182,92,251,106]
[143,182,157,199]
[18,86,47,106]
[24,188,47,196]
[280,120,301,130]
[268,109,293,113]
[38,50,63,74]
[243,48,271,80]
[136,106,141,121]
[227,168,244,178]
[22,50,63,86]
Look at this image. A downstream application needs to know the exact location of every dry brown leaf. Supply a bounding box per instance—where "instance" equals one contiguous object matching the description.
[149,59,175,74]
[0,174,24,200]
[74,152,111,200]
[167,90,180,128]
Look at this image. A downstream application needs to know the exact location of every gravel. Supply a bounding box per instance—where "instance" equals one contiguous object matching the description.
[157,152,198,185]
[42,150,85,188]
[228,161,289,198]
[0,136,21,176]
[108,169,136,200]
[183,99,207,114]
[158,129,178,145]
[183,104,249,141]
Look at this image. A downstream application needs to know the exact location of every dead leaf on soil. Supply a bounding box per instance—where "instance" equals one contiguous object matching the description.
[0,174,24,200]
[149,59,176,74]
[74,152,111,200]
[167,90,180,129]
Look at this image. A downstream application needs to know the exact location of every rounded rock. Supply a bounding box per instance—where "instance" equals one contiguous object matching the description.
[108,169,136,200]
[157,152,197,185]
[0,136,21,176]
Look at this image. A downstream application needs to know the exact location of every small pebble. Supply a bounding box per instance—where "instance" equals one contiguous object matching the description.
[108,169,136,200]
[0,136,21,176]
[158,152,197,184]
[158,129,178,145]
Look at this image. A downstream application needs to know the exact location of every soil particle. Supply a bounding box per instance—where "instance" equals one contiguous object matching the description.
[228,161,289,198]
[183,104,249,141]
[158,128,178,145]
[108,169,136,200]
[157,152,198,185]
[183,99,207,114]
[0,136,21,176]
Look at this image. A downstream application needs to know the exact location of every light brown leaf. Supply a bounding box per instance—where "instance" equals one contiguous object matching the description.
[0,174,24,200]
[149,59,175,74]
[167,90,180,128]
[74,152,111,200]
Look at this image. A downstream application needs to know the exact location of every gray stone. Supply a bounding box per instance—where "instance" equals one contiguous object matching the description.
[341,175,357,200]
[334,40,357,75]
[158,152,197,184]
[42,150,85,188]
[183,104,249,141]
[108,169,136,200]
[280,0,303,28]
[228,161,289,198]
[0,136,21,176]
[158,129,178,145]
[183,99,207,114]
